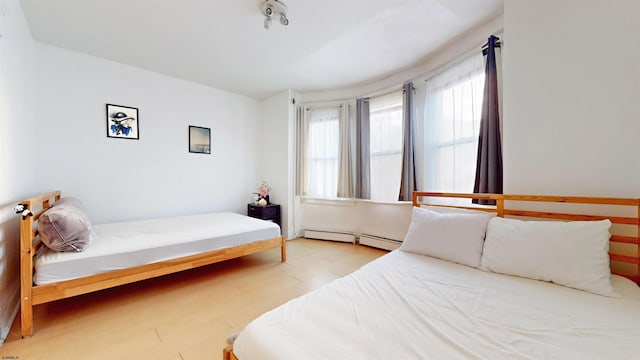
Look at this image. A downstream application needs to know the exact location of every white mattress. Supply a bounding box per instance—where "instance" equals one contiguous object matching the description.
[35,212,280,285]
[234,250,640,360]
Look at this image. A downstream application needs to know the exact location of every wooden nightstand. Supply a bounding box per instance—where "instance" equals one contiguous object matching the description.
[247,203,281,228]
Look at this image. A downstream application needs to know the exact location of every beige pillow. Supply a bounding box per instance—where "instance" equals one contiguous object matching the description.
[38,197,93,252]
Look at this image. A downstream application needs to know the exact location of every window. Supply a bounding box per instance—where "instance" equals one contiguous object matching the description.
[300,106,341,198]
[424,55,484,194]
[369,91,404,201]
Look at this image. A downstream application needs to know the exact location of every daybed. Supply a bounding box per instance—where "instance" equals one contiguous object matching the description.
[224,192,640,360]
[17,191,286,337]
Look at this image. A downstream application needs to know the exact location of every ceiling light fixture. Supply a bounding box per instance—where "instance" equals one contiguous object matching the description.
[260,0,289,29]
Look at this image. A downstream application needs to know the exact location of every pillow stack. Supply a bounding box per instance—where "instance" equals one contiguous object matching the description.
[400,206,615,296]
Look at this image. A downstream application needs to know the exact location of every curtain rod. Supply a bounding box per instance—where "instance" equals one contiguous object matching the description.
[359,84,404,100]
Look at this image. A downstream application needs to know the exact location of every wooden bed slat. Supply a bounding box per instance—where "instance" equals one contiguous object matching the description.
[419,204,497,213]
[502,210,638,225]
[31,238,44,254]
[414,192,640,206]
[501,194,640,206]
[20,191,61,209]
[32,208,48,221]
[610,254,640,265]
[611,235,640,245]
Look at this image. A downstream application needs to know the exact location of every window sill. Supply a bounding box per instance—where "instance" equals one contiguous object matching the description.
[299,196,413,207]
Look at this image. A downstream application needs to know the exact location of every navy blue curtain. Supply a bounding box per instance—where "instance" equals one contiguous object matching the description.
[473,35,503,205]
[398,82,417,201]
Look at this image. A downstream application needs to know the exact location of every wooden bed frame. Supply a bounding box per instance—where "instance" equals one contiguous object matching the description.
[18,191,287,338]
[222,191,640,360]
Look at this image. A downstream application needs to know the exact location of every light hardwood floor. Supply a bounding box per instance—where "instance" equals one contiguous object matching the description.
[0,238,387,360]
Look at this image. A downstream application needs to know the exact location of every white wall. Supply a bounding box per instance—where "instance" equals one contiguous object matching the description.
[258,90,296,238]
[503,0,640,197]
[0,0,37,345]
[34,45,262,223]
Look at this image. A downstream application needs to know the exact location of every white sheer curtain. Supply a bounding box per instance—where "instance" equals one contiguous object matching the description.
[423,55,485,194]
[336,104,353,198]
[369,91,403,201]
[297,104,349,198]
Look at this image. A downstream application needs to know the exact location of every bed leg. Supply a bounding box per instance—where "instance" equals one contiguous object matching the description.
[281,236,287,262]
[20,214,35,338]
[21,298,33,338]
[223,345,238,360]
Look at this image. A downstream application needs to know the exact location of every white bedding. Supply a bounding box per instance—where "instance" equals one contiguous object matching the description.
[234,250,640,359]
[35,212,280,285]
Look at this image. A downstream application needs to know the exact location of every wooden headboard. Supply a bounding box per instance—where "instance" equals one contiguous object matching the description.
[412,192,640,285]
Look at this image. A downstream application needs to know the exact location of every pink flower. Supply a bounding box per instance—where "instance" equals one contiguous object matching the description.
[258,181,271,197]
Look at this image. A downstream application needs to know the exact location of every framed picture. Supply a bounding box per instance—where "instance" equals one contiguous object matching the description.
[106,104,139,139]
[189,126,211,154]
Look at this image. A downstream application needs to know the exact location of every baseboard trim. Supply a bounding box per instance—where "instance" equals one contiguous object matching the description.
[358,234,402,251]
[304,230,356,243]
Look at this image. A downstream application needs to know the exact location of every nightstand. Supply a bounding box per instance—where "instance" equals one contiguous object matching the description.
[247,203,281,228]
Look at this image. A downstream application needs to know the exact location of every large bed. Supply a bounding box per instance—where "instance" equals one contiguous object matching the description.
[17,191,286,337]
[225,192,640,359]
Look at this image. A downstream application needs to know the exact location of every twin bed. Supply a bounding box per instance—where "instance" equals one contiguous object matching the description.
[226,192,640,359]
[17,191,285,337]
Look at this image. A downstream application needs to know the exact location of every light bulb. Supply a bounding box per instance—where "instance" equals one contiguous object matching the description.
[264,17,272,29]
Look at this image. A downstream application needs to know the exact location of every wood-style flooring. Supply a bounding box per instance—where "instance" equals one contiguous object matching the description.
[0,238,387,359]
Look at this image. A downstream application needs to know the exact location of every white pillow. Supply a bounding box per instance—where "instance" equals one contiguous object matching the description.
[481,217,615,296]
[399,207,491,268]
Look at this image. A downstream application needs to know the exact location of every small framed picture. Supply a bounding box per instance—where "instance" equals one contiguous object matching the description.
[189,126,211,154]
[106,104,139,139]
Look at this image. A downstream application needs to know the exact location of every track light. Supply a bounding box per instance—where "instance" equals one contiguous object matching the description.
[260,0,288,29]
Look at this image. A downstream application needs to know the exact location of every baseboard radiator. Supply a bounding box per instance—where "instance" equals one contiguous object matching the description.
[358,234,402,251]
[304,230,356,243]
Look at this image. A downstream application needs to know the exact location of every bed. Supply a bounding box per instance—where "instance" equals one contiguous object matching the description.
[224,192,640,359]
[17,191,286,338]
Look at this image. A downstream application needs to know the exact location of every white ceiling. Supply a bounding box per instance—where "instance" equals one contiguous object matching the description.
[20,0,503,99]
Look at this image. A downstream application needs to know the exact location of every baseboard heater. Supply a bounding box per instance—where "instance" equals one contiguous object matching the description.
[304,230,356,243]
[358,234,402,251]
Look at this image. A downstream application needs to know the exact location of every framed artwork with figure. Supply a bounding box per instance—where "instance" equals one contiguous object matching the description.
[106,104,139,140]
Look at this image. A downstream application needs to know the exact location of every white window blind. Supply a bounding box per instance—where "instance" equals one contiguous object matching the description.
[424,55,485,194]
[369,91,403,201]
